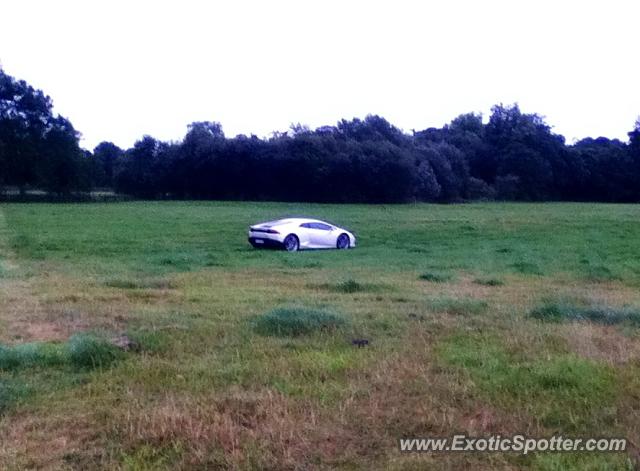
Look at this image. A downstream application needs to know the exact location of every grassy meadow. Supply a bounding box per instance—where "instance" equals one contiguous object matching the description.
[1,201,639,469]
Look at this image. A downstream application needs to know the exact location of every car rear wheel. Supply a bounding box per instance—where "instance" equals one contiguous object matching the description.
[284,234,299,252]
[337,233,350,249]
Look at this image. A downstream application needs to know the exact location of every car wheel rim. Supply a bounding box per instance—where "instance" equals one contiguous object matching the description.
[338,235,348,249]
[285,236,297,251]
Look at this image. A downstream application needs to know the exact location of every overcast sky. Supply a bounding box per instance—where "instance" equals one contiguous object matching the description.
[1,0,638,150]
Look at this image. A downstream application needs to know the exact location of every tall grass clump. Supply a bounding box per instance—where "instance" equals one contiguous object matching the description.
[335,279,364,293]
[105,278,174,290]
[427,297,489,316]
[530,301,640,326]
[253,307,346,337]
[473,277,504,286]
[68,333,124,368]
[419,271,453,282]
[313,278,382,293]
[0,342,68,370]
[510,261,543,275]
[0,334,124,371]
[0,379,32,412]
[582,265,621,282]
[0,345,19,370]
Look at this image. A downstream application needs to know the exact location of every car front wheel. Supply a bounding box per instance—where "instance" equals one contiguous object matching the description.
[283,234,299,252]
[337,233,350,249]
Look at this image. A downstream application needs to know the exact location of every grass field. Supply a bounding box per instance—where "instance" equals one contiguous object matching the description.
[1,201,639,470]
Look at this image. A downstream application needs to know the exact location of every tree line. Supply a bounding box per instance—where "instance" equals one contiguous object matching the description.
[1,68,639,202]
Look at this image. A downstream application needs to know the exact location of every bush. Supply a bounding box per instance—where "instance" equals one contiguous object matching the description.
[68,334,124,368]
[253,307,346,337]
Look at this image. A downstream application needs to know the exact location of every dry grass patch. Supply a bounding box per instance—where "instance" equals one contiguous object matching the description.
[337,330,532,470]
[0,275,135,343]
[104,278,176,290]
[0,406,100,470]
[113,389,340,469]
[560,323,640,365]
[426,297,489,316]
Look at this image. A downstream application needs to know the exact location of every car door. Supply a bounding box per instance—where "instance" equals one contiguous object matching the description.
[298,222,320,248]
[308,222,336,248]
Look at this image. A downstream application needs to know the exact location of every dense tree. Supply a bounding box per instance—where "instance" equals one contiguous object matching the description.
[484,104,564,200]
[115,136,164,198]
[570,137,632,201]
[0,68,84,193]
[92,141,124,187]
[2,68,640,203]
[444,113,488,183]
[40,116,87,194]
[629,118,640,200]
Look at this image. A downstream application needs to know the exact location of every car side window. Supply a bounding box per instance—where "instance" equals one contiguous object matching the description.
[300,222,332,230]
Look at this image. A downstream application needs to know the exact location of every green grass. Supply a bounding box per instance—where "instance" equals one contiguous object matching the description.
[1,201,640,469]
[4,202,640,279]
[510,260,543,275]
[0,377,33,412]
[427,297,489,316]
[582,264,622,282]
[437,334,617,431]
[531,452,633,470]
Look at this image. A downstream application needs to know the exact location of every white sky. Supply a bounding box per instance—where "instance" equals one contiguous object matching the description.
[1,0,638,150]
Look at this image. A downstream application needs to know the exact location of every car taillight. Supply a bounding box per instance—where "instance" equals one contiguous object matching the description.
[250,227,280,234]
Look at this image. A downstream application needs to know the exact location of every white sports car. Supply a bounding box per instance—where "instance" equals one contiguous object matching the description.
[248,218,356,251]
